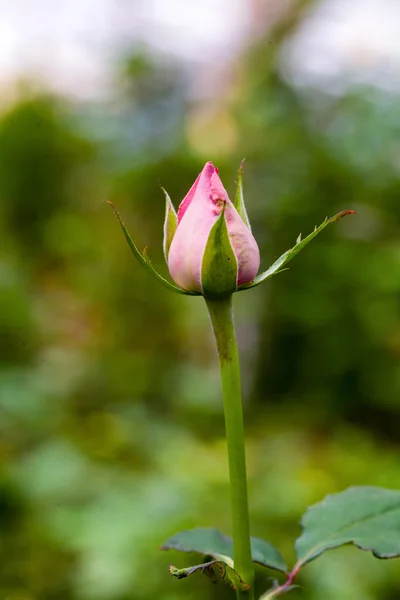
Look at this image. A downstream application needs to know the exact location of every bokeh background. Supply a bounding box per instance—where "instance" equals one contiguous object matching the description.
[1,0,400,599]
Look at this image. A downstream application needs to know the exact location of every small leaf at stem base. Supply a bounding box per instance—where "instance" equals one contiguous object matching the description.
[162,527,288,573]
[169,560,251,591]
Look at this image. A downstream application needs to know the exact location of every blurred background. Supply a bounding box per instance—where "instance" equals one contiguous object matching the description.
[1,0,400,599]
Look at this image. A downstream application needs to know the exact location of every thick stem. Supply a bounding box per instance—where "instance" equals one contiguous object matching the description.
[205,295,254,599]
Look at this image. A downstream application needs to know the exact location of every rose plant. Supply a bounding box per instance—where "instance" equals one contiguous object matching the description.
[109,162,400,599]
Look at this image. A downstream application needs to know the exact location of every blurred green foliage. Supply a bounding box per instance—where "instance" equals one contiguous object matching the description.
[1,9,400,600]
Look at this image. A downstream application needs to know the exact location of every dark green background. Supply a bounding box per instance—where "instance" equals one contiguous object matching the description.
[1,6,400,600]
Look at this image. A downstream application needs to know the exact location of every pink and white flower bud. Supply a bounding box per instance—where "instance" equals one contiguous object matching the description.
[167,162,260,294]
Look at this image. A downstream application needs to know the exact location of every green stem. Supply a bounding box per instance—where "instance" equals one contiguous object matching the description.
[205,295,254,600]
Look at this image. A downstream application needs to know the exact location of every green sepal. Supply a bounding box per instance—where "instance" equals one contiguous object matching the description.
[107,201,200,296]
[161,186,177,262]
[233,159,251,229]
[238,210,356,291]
[162,527,288,573]
[201,205,238,297]
[169,560,251,592]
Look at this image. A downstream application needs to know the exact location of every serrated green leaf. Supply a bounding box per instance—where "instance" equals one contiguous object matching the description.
[201,206,238,297]
[161,186,177,261]
[169,560,251,591]
[238,210,356,291]
[233,159,251,229]
[162,527,288,573]
[107,201,200,296]
[295,486,400,566]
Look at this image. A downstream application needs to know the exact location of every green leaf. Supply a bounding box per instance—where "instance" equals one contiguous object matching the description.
[162,527,233,557]
[161,186,177,261]
[295,486,400,566]
[201,205,238,297]
[250,536,288,573]
[107,201,200,296]
[169,560,251,591]
[233,159,251,229]
[238,210,356,291]
[162,527,288,573]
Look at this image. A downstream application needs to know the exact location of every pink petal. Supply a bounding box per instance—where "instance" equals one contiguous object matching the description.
[225,202,260,285]
[169,163,222,291]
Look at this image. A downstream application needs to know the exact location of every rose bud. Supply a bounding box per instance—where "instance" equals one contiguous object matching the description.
[164,162,260,297]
